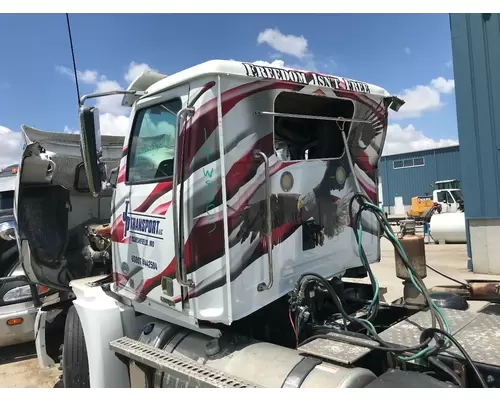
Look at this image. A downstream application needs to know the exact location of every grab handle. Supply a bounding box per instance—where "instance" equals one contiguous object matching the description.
[173,107,195,288]
[253,150,274,292]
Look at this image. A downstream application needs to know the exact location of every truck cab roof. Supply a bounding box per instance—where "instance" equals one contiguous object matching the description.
[122,59,392,108]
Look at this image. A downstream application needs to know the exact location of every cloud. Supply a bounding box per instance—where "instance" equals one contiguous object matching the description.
[254,29,340,74]
[390,77,455,120]
[63,126,78,134]
[383,123,459,156]
[404,47,411,55]
[124,62,158,84]
[94,78,127,116]
[56,61,156,136]
[0,126,23,169]
[55,65,100,84]
[99,113,130,137]
[430,77,455,94]
[257,28,309,59]
[445,60,453,68]
[252,59,286,68]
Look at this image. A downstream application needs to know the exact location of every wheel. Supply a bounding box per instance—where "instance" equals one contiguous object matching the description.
[61,305,90,388]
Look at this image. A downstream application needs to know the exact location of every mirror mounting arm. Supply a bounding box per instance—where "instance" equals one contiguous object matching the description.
[107,167,119,189]
[79,89,145,106]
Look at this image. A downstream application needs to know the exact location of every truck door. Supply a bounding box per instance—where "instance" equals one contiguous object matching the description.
[113,87,187,311]
[435,190,457,213]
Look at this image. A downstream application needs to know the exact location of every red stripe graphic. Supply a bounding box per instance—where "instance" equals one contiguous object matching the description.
[180,80,302,176]
[111,180,173,243]
[151,201,172,216]
[211,133,274,205]
[356,151,374,177]
[171,220,304,303]
[135,160,299,300]
[117,163,126,184]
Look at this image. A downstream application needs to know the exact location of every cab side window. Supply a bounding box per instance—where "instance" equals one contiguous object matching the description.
[437,191,447,202]
[127,98,182,184]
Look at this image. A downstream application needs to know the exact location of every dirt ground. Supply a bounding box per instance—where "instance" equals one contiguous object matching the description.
[0,237,499,388]
[0,342,60,388]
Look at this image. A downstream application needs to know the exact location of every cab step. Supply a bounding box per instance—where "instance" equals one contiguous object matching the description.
[109,336,260,388]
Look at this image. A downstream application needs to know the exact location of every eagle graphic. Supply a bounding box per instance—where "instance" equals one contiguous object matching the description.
[235,157,354,248]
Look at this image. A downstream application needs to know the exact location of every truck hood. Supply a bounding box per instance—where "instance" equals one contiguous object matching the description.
[15,126,124,291]
[20,124,124,170]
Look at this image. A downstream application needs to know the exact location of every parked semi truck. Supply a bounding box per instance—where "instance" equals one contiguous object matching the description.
[11,60,500,388]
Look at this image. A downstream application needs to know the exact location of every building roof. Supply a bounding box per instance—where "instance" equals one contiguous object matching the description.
[381,144,460,159]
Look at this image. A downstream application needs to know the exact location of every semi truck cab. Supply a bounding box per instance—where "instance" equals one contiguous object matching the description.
[16,60,500,389]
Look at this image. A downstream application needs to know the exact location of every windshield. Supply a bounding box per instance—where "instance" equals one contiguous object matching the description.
[436,180,461,190]
[127,98,182,183]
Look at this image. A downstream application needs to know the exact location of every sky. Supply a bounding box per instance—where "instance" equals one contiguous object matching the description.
[0,13,459,169]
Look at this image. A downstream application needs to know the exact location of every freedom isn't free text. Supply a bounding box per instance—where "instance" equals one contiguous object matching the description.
[243,62,370,94]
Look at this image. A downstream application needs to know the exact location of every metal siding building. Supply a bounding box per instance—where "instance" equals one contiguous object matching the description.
[450,13,500,274]
[379,145,461,210]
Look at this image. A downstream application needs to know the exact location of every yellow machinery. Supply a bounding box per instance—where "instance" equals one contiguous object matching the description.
[407,196,435,219]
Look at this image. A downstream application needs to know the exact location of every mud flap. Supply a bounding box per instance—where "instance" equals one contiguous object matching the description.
[35,310,56,368]
[34,303,70,369]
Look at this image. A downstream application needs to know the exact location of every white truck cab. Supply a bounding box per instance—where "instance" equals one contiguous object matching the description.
[433,179,464,213]
[25,60,496,390]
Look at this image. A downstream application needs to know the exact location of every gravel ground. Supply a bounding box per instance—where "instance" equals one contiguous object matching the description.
[0,342,60,388]
[0,237,499,388]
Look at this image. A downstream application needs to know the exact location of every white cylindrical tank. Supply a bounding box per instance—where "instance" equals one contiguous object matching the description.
[429,212,466,244]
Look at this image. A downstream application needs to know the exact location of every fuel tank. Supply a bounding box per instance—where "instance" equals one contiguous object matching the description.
[429,212,466,244]
[132,320,376,388]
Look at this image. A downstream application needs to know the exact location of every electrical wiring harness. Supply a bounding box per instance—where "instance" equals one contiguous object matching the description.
[289,193,487,388]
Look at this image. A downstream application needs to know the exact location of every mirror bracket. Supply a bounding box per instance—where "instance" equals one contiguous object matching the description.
[79,90,144,106]
[107,167,119,189]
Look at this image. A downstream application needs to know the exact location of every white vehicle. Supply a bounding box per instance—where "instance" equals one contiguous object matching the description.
[432,180,464,213]
[14,60,499,388]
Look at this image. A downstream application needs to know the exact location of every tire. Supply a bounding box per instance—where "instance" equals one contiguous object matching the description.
[62,305,90,388]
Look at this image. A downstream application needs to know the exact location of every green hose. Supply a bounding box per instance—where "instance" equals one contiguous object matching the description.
[354,197,451,361]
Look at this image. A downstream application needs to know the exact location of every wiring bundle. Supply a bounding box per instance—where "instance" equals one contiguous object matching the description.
[288,192,487,388]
